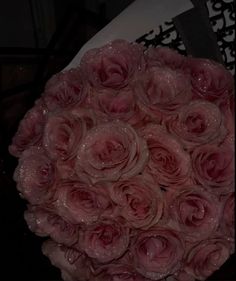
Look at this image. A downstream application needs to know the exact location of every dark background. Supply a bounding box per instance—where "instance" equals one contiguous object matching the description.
[0,0,235,280]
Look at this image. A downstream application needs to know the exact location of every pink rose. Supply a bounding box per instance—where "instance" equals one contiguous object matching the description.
[134,66,192,120]
[184,238,233,280]
[42,240,91,281]
[131,227,185,280]
[191,143,234,194]
[145,47,186,69]
[54,180,112,224]
[109,175,164,229]
[166,100,227,150]
[89,87,145,125]
[80,40,144,90]
[141,124,191,187]
[166,186,221,242]
[43,68,87,112]
[76,121,149,183]
[13,147,55,204]
[9,99,47,157]
[53,109,97,180]
[219,192,235,238]
[43,111,86,161]
[79,220,130,263]
[186,58,234,105]
[24,206,79,246]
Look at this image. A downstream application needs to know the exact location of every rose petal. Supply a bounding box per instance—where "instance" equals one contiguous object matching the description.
[14,147,56,204]
[131,227,185,280]
[76,120,149,183]
[184,238,233,280]
[80,40,145,90]
[166,100,227,150]
[109,174,164,229]
[79,219,130,263]
[141,124,191,187]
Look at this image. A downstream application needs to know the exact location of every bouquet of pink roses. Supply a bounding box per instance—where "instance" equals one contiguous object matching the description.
[9,40,235,281]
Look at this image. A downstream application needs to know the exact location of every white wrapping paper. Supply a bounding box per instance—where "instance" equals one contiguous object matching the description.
[64,0,193,70]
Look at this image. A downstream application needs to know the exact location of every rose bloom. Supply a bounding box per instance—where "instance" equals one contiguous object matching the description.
[9,99,47,157]
[13,147,55,204]
[131,227,185,280]
[42,240,92,281]
[191,143,234,194]
[89,87,145,126]
[54,180,112,224]
[166,186,221,242]
[184,238,233,280]
[166,100,227,151]
[134,66,192,120]
[24,206,79,247]
[43,111,86,161]
[43,68,87,112]
[109,175,164,229]
[43,110,88,179]
[141,124,191,187]
[76,120,149,183]
[186,58,234,105]
[80,39,144,90]
[144,47,186,69]
[79,219,130,263]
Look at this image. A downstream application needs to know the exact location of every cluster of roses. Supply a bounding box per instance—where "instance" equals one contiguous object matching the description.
[9,40,234,281]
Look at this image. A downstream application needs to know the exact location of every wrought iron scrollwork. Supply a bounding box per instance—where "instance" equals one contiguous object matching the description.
[135,0,235,74]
